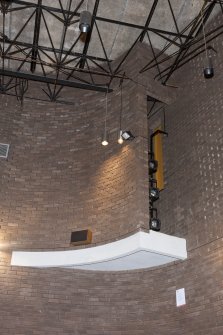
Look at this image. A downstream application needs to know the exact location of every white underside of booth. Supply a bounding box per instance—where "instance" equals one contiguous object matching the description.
[11,231,187,271]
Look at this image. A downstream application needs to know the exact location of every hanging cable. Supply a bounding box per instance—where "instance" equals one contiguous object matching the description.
[201,5,214,79]
[117,76,124,144]
[102,86,109,146]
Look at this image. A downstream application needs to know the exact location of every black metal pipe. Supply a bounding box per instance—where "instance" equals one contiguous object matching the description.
[30,0,42,73]
[0,69,113,92]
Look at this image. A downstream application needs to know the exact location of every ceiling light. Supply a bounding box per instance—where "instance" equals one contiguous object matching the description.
[121,130,135,141]
[79,11,92,33]
[150,217,161,231]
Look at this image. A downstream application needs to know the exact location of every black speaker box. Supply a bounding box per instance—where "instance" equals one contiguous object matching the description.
[70,229,92,246]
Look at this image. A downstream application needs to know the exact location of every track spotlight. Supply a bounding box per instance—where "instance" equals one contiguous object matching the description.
[150,217,161,231]
[79,11,92,33]
[149,159,158,174]
[149,187,159,201]
[149,178,159,201]
[149,207,161,231]
[121,130,135,141]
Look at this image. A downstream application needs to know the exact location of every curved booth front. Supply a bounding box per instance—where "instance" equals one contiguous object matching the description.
[11,231,187,271]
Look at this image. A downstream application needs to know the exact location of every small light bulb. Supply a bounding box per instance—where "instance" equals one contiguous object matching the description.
[118,130,123,144]
[102,139,108,146]
[118,136,123,144]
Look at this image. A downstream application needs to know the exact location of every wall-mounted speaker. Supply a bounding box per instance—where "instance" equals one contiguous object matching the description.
[70,229,92,246]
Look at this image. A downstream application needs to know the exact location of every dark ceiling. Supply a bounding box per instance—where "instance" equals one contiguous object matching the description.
[0,0,221,104]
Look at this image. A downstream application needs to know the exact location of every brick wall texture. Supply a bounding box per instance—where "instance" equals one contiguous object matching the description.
[0,13,223,335]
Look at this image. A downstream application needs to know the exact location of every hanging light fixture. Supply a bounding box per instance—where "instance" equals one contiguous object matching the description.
[118,130,124,144]
[101,89,109,146]
[201,7,214,79]
[117,76,135,144]
[79,1,92,33]
[79,11,92,33]
[117,79,124,144]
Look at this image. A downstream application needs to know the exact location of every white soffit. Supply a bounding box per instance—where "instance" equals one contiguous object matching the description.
[11,231,187,271]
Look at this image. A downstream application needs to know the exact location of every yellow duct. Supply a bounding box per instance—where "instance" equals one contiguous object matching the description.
[153,127,164,191]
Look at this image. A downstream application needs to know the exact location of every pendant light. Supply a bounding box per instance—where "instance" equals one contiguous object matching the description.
[79,1,92,33]
[201,7,214,79]
[118,81,124,144]
[102,89,109,146]
[117,79,135,144]
[79,11,92,33]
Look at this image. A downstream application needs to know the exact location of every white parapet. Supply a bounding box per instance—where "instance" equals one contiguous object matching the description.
[11,231,187,271]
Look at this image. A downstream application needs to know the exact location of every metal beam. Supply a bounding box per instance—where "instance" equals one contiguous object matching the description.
[96,16,190,39]
[140,0,158,42]
[30,0,42,72]
[0,37,110,63]
[0,69,112,92]
[9,0,190,39]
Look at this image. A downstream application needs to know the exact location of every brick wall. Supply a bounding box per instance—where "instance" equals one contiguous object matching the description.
[0,13,223,335]
[155,13,223,251]
[0,76,149,250]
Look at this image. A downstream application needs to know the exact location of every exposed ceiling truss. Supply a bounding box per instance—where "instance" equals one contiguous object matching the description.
[0,0,222,104]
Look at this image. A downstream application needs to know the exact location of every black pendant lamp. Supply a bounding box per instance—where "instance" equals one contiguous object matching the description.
[201,8,214,79]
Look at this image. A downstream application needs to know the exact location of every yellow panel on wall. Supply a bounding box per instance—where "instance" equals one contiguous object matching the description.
[154,127,164,191]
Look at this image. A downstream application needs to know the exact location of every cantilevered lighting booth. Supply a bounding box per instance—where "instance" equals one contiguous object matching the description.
[11,231,187,271]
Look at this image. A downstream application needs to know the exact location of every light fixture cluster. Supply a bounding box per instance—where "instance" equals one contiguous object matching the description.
[118,130,135,143]
[101,80,135,146]
[149,157,161,231]
[148,129,168,231]
[101,130,134,146]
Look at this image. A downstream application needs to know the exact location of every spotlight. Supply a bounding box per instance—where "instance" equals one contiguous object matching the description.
[149,207,161,231]
[118,130,124,144]
[121,130,135,141]
[149,187,159,201]
[149,159,158,174]
[79,11,92,33]
[150,217,161,231]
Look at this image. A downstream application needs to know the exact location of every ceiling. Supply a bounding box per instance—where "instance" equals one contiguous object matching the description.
[0,0,221,103]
